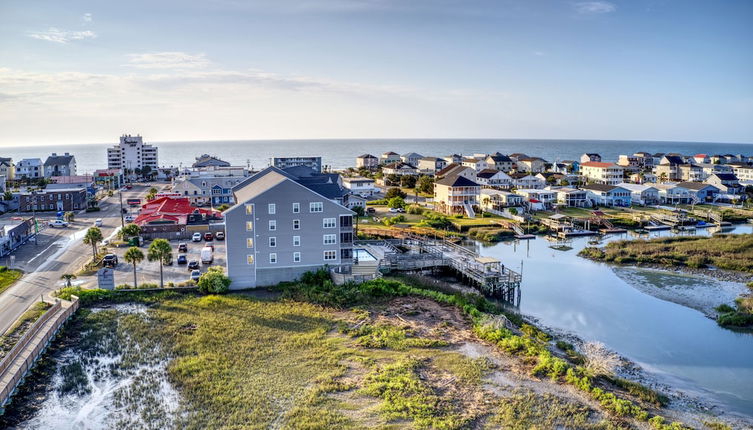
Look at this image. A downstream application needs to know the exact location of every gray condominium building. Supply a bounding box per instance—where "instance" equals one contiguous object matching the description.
[224,166,354,289]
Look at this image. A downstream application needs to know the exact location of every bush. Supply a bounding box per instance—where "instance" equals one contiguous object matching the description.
[385,188,407,199]
[388,196,405,209]
[382,215,406,226]
[715,304,735,313]
[406,205,425,215]
[197,266,232,294]
[85,206,101,212]
[366,199,389,206]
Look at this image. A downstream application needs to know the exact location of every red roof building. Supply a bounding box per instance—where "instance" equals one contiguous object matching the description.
[135,197,222,226]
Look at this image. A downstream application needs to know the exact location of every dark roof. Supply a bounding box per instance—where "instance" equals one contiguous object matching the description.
[476,169,501,179]
[487,154,512,162]
[581,183,620,192]
[383,162,415,170]
[420,156,441,162]
[436,163,467,177]
[44,154,75,166]
[677,182,718,191]
[584,153,600,157]
[435,174,478,187]
[357,154,377,159]
[192,154,230,168]
[711,173,738,181]
[660,155,684,165]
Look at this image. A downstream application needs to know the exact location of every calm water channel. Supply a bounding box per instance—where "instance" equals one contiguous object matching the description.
[482,225,753,418]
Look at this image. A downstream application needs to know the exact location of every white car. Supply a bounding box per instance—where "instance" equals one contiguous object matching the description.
[388,207,405,213]
[192,232,202,242]
[94,218,103,227]
[48,220,69,228]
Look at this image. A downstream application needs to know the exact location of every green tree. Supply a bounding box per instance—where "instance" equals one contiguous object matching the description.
[197,266,232,294]
[400,175,417,188]
[216,204,230,212]
[63,211,75,222]
[60,273,77,287]
[120,223,141,240]
[388,196,406,209]
[416,176,434,194]
[83,227,103,260]
[3,191,12,201]
[385,188,407,200]
[386,174,399,186]
[124,247,145,289]
[147,238,173,288]
[352,205,365,216]
[146,187,158,201]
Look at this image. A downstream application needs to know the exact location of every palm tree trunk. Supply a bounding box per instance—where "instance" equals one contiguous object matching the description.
[133,264,138,288]
[159,260,164,288]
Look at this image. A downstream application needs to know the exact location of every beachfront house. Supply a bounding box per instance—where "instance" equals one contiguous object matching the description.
[515,157,547,174]
[382,162,419,176]
[417,157,448,174]
[434,174,480,217]
[461,157,489,172]
[475,169,512,189]
[400,152,423,167]
[43,153,77,177]
[485,153,514,172]
[551,187,589,207]
[355,154,379,169]
[224,166,354,289]
[677,182,720,202]
[580,162,625,185]
[342,177,378,197]
[581,184,632,207]
[618,183,659,205]
[580,153,602,163]
[705,173,744,195]
[514,188,556,211]
[380,152,401,165]
[510,172,546,189]
[653,183,692,204]
[436,164,477,182]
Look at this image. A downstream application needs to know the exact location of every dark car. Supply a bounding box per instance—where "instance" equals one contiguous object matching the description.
[188,260,200,270]
[102,254,118,268]
[367,207,376,214]
[215,231,225,241]
[178,243,188,253]
[177,255,188,265]
[204,232,214,241]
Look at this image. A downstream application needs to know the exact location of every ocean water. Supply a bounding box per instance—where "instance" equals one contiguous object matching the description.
[3,138,753,174]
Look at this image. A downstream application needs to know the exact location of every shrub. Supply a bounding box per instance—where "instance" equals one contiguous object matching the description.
[715,304,735,313]
[85,206,101,212]
[582,342,620,377]
[406,205,425,215]
[385,188,407,199]
[382,215,406,226]
[197,266,231,294]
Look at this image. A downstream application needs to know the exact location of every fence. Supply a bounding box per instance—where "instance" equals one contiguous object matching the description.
[0,296,79,409]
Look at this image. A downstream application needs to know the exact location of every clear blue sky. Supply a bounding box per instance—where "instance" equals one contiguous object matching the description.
[0,0,751,145]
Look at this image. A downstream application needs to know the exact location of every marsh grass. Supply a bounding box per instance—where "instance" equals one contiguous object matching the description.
[490,390,615,430]
[0,301,51,358]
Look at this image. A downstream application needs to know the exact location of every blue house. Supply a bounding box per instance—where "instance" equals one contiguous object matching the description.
[581,184,632,207]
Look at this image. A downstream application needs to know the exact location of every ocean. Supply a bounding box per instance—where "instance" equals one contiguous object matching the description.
[3,138,753,174]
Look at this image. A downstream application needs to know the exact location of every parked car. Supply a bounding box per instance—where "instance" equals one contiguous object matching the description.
[204,232,214,241]
[188,260,200,270]
[94,218,103,227]
[125,184,133,189]
[215,231,225,241]
[124,215,135,223]
[367,207,376,214]
[48,220,69,228]
[178,243,188,253]
[388,207,405,213]
[177,255,188,265]
[102,254,118,268]
[192,232,202,242]
[201,246,214,264]
[190,270,201,282]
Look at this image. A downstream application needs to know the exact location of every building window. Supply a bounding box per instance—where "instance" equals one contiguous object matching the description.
[246,238,254,248]
[269,220,276,231]
[341,248,353,259]
[323,234,336,245]
[293,236,301,246]
[269,253,277,264]
[293,202,300,213]
[339,215,353,227]
[247,255,255,265]
[293,219,300,230]
[246,221,253,231]
[269,237,276,247]
[340,232,353,243]
[310,202,323,212]
[245,204,253,215]
[293,252,301,263]
[324,250,337,261]
[323,218,336,228]
[268,203,276,214]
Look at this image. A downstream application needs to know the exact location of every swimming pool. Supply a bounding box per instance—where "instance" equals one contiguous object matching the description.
[354,248,376,262]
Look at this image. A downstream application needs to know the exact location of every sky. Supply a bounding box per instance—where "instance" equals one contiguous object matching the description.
[0,0,751,146]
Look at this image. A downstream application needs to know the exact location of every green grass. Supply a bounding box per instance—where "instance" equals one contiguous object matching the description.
[489,390,613,430]
[0,266,22,295]
[0,301,51,358]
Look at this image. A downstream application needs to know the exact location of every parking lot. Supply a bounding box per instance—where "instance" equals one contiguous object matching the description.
[105,234,226,287]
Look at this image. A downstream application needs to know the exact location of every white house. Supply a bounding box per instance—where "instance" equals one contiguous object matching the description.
[356,154,379,169]
[436,164,477,182]
[400,152,424,167]
[580,162,625,185]
[514,188,556,210]
[515,157,547,174]
[677,182,720,202]
[580,153,601,163]
[380,152,401,165]
[342,177,378,197]
[653,183,693,204]
[417,157,447,174]
[485,153,514,172]
[510,173,545,189]
[383,162,419,176]
[480,189,524,211]
[16,158,43,179]
[618,183,659,205]
[581,184,632,207]
[461,157,488,172]
[475,169,512,188]
[550,187,589,207]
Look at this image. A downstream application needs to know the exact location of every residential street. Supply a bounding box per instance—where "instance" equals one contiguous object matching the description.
[0,185,149,335]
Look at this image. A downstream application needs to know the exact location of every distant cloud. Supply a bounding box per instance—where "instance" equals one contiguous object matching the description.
[573,1,616,14]
[28,27,97,44]
[126,52,211,69]
[83,13,93,23]
[532,51,545,56]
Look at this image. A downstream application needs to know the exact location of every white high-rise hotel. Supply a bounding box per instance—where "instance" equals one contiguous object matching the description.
[107,134,159,173]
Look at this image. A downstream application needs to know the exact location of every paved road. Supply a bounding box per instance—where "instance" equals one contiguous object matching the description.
[0,185,150,335]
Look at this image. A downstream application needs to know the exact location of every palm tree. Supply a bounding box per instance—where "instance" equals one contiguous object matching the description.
[147,238,172,288]
[124,247,145,289]
[83,227,104,260]
[60,273,77,287]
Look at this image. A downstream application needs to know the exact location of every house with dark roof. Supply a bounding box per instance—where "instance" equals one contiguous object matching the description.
[417,157,447,174]
[485,153,513,171]
[0,157,15,180]
[400,152,424,167]
[380,151,401,165]
[225,166,355,288]
[382,162,418,177]
[580,153,602,164]
[705,173,743,195]
[355,154,379,169]
[193,154,231,168]
[434,174,480,217]
[435,163,476,181]
[475,169,512,188]
[43,153,77,177]
[677,182,720,201]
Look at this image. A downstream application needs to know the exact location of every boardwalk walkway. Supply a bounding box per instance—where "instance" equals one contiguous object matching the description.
[0,296,79,412]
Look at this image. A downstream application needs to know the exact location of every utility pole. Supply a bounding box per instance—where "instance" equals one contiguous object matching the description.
[119,189,125,228]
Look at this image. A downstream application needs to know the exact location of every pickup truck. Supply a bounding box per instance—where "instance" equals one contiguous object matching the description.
[48,220,69,228]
